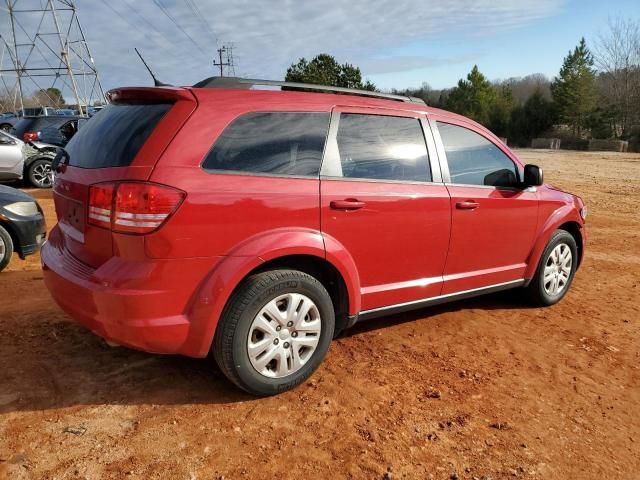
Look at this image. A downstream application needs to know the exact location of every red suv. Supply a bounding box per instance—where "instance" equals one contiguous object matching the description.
[42,78,586,395]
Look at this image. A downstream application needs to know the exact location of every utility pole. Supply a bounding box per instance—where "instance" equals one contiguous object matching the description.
[212,44,234,77]
[0,0,105,114]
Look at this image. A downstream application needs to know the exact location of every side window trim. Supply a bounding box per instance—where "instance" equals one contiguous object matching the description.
[320,110,436,184]
[319,110,342,177]
[432,118,521,190]
[421,117,444,183]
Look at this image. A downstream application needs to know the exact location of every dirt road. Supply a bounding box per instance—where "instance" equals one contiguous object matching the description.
[1,149,639,479]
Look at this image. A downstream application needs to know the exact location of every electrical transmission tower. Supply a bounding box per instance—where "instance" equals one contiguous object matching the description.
[213,43,235,77]
[0,0,105,114]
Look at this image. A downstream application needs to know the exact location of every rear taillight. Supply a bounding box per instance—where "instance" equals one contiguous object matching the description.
[23,131,39,142]
[88,182,185,234]
[88,183,115,229]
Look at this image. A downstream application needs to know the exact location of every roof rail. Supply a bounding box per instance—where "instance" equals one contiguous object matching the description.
[192,76,426,105]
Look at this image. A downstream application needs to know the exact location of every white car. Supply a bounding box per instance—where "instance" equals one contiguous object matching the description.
[0,130,55,188]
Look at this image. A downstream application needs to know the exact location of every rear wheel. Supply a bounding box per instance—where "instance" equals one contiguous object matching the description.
[214,269,335,396]
[27,158,53,188]
[0,123,11,132]
[0,225,14,272]
[525,230,577,306]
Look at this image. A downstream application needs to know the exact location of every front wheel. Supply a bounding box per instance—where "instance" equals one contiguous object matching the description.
[0,225,14,272]
[525,229,578,306]
[213,269,335,396]
[27,158,53,188]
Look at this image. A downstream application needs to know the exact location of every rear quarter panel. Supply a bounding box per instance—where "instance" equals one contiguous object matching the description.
[147,90,333,259]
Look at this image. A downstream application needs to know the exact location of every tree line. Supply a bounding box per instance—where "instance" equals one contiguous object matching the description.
[286,17,640,148]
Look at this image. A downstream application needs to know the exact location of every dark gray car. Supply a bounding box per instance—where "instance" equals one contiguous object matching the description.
[0,184,47,272]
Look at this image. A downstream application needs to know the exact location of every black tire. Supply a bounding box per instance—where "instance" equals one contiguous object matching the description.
[0,225,14,272]
[0,123,12,133]
[213,269,335,396]
[27,158,53,188]
[525,229,577,306]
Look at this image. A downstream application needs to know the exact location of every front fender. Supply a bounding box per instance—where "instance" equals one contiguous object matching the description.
[524,205,584,279]
[181,228,361,357]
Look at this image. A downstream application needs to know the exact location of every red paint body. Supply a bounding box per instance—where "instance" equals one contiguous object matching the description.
[41,86,586,358]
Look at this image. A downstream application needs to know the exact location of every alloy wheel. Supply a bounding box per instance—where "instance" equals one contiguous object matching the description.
[32,162,52,188]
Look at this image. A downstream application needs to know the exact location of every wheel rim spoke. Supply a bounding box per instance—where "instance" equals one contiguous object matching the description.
[248,292,322,378]
[252,344,280,371]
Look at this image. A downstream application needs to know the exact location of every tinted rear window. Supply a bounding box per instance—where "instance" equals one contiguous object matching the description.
[66,104,171,168]
[202,112,330,177]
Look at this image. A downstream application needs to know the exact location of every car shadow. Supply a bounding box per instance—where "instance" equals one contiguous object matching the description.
[344,289,536,337]
[0,284,533,414]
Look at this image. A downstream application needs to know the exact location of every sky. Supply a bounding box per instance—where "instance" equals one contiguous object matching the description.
[1,0,638,101]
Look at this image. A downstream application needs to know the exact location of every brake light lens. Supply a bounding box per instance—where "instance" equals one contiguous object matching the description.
[23,131,39,142]
[88,183,115,228]
[88,182,185,234]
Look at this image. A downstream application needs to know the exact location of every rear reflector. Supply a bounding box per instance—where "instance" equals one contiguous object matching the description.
[88,182,185,234]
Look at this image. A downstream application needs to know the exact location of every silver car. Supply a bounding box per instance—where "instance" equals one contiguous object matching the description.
[0,130,25,181]
[0,130,54,188]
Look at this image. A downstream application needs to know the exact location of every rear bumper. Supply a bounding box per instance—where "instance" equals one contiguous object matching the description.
[41,226,219,357]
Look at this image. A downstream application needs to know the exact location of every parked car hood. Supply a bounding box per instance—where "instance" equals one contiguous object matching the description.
[0,184,35,204]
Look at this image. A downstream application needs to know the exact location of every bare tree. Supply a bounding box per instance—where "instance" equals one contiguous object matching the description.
[594,17,640,136]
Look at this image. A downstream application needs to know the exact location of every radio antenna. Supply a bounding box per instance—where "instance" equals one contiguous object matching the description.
[134,48,172,87]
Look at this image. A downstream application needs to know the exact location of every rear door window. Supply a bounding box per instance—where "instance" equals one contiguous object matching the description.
[202,112,330,177]
[66,103,171,168]
[332,113,431,182]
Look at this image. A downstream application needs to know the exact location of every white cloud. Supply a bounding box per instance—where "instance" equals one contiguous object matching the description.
[1,0,566,98]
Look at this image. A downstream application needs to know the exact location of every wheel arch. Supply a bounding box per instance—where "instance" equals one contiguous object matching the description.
[24,152,54,171]
[557,221,583,267]
[182,229,361,357]
[524,206,584,279]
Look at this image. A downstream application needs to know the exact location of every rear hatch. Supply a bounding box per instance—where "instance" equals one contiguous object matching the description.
[52,87,197,268]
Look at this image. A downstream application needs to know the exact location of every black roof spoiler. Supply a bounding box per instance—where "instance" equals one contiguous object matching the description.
[192,77,426,105]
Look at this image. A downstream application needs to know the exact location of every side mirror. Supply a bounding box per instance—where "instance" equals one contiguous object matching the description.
[523,164,543,187]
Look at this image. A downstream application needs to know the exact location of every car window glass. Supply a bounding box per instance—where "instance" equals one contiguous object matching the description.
[437,122,519,187]
[334,113,430,182]
[202,112,329,176]
[67,104,170,168]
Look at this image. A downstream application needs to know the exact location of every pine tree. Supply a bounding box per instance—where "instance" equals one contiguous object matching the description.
[445,65,496,125]
[285,54,376,91]
[551,38,597,137]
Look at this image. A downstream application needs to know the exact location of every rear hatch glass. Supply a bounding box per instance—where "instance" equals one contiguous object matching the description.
[66,103,171,168]
[53,102,174,267]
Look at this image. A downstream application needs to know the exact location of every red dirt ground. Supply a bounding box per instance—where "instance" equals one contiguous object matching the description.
[0,149,639,479]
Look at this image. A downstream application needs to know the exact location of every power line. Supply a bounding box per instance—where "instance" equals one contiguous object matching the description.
[151,0,207,56]
[183,0,217,46]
